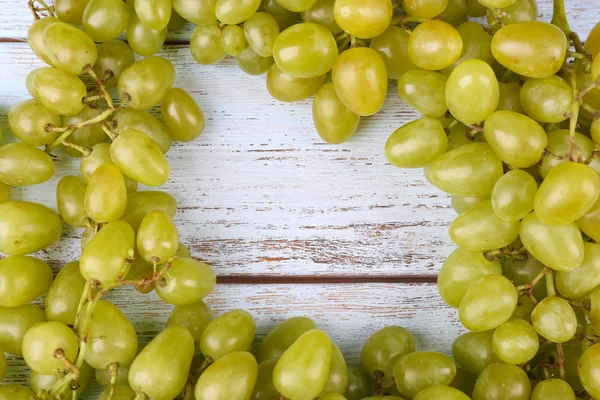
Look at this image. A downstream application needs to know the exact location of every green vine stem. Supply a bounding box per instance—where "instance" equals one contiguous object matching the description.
[106,362,119,400]
[552,0,572,35]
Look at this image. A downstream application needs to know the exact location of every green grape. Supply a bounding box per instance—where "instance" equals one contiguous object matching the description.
[438,248,501,308]
[62,105,109,158]
[486,0,537,25]
[110,128,170,186]
[200,309,256,359]
[361,397,404,400]
[393,351,456,398]
[127,11,167,56]
[321,394,347,400]
[446,59,499,124]
[55,0,90,24]
[592,53,600,81]
[479,0,515,6]
[585,21,600,58]
[0,356,6,385]
[300,0,341,34]
[257,316,318,363]
[161,88,205,142]
[466,0,486,16]
[195,351,258,400]
[593,118,600,145]
[31,361,92,395]
[0,143,54,186]
[176,242,192,258]
[492,22,567,79]
[0,305,46,355]
[531,379,576,400]
[172,0,217,24]
[0,256,53,307]
[385,117,448,168]
[268,63,325,102]
[0,385,35,400]
[472,363,531,400]
[94,40,135,87]
[80,143,112,180]
[125,251,156,294]
[579,343,600,398]
[45,261,85,326]
[397,71,447,118]
[221,25,248,57]
[96,365,130,389]
[492,319,538,364]
[273,329,332,400]
[216,0,261,24]
[370,26,417,80]
[244,12,280,57]
[25,68,45,97]
[321,343,348,395]
[135,0,171,30]
[497,81,525,113]
[113,108,172,153]
[312,82,359,144]
[121,190,178,231]
[156,257,215,305]
[578,198,600,243]
[99,385,136,400]
[0,201,62,256]
[81,225,96,250]
[82,0,130,41]
[520,75,572,123]
[511,295,535,323]
[274,0,317,12]
[0,183,8,204]
[251,358,279,400]
[84,163,127,222]
[459,274,518,332]
[408,20,463,71]
[190,24,227,65]
[80,220,135,286]
[361,326,415,379]
[452,330,498,375]
[32,67,87,116]
[167,301,213,343]
[442,22,494,78]
[446,124,484,151]
[129,325,195,400]
[236,46,274,75]
[42,22,97,75]
[333,0,392,38]
[502,256,547,299]
[27,16,61,65]
[260,0,299,30]
[344,368,373,400]
[273,23,337,78]
[8,99,60,146]
[404,0,449,18]
[425,143,503,196]
[491,169,537,221]
[531,296,577,343]
[137,209,179,263]
[414,386,470,400]
[118,56,176,110]
[440,0,467,25]
[22,321,79,374]
[539,130,600,178]
[450,368,475,397]
[168,9,186,30]
[451,195,488,214]
[56,176,88,227]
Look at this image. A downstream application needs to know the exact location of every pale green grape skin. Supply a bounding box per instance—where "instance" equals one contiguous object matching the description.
[451,195,488,214]
[441,0,467,25]
[82,0,130,42]
[344,368,373,400]
[137,209,178,263]
[135,0,171,30]
[397,71,447,118]
[437,247,501,308]
[361,326,416,379]
[452,330,499,375]
[441,21,495,76]
[273,329,332,400]
[361,397,404,400]
[81,225,96,251]
[446,59,499,124]
[118,56,176,110]
[414,385,470,400]
[502,256,547,299]
[539,130,600,178]
[25,68,44,97]
[466,0,486,16]
[450,368,476,397]
[236,46,274,75]
[45,261,85,326]
[129,325,195,400]
[42,22,97,75]
[268,63,325,102]
[333,0,392,38]
[321,393,347,400]
[216,0,261,24]
[492,319,538,364]
[127,11,167,57]
[0,385,35,400]
[0,256,53,307]
[84,163,127,222]
[275,0,317,12]
[579,343,600,398]
[93,40,135,87]
[244,12,280,57]
[531,379,576,400]
[531,296,577,343]
[251,358,279,400]
[592,53,600,81]
[167,301,213,344]
[31,359,92,395]
[200,309,256,359]
[257,316,318,363]
[55,0,90,24]
[62,105,109,158]
[408,20,463,71]
[172,0,217,24]
[221,25,248,57]
[486,0,537,25]
[8,99,60,146]
[195,351,258,400]
[32,67,87,116]
[80,220,135,286]
[480,0,516,6]
[56,176,88,227]
[121,190,178,231]
[0,143,54,186]
[459,274,518,332]
[168,9,186,31]
[80,143,113,180]
[496,82,525,113]
[0,183,8,204]
[260,0,299,30]
[312,82,359,144]
[96,366,130,389]
[386,118,447,168]
[156,258,216,305]
[446,124,484,151]
[176,242,192,258]
[22,321,79,374]
[472,363,531,400]
[161,88,205,142]
[98,385,136,400]
[491,169,537,221]
[370,26,417,80]
[273,23,338,78]
[27,17,61,65]
[113,108,172,153]
[321,343,348,395]
[520,75,572,123]
[0,201,62,256]
[393,351,456,398]
[404,0,449,18]
[578,197,600,243]
[0,305,46,356]
[191,23,227,65]
[300,0,341,35]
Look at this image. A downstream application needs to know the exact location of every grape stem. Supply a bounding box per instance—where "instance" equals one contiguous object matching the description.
[84,65,115,111]
[106,362,119,400]
[556,342,567,380]
[46,108,114,134]
[101,122,119,141]
[484,246,527,261]
[562,297,592,311]
[134,392,149,400]
[516,266,551,305]
[545,270,556,297]
[27,0,55,20]
[82,94,106,104]
[54,349,80,381]
[73,281,91,331]
[62,141,92,157]
[552,0,571,35]
[463,123,484,133]
[44,128,75,154]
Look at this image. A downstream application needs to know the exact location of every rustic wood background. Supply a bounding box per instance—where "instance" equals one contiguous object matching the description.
[0,1,596,397]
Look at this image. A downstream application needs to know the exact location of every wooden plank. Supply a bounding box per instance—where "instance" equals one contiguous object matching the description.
[4,282,464,398]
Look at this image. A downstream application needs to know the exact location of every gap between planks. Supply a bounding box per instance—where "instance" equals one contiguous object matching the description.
[217,274,438,284]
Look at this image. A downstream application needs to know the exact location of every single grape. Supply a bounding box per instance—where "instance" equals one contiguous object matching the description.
[191,23,227,65]
[0,142,54,186]
[257,316,318,363]
[579,343,600,398]
[62,105,109,158]
[385,117,448,168]
[393,351,456,398]
[408,20,463,71]
[8,99,60,146]
[502,256,547,300]
[244,12,280,57]
[531,296,577,343]
[45,261,85,326]
[275,0,317,12]
[321,394,347,400]
[167,301,213,344]
[322,343,348,395]
[27,16,61,65]
[370,26,417,80]
[236,46,275,75]
[135,0,171,30]
[118,56,176,110]
[55,0,90,24]
[578,197,600,243]
[0,256,53,307]
[0,385,35,400]
[94,40,135,87]
[216,0,261,24]
[520,75,572,123]
[137,209,179,263]
[466,0,486,17]
[42,22,97,75]
[539,130,599,178]
[80,143,112,180]
[0,183,8,204]
[96,365,130,389]
[446,124,484,151]
[492,319,539,364]
[0,305,46,356]
[200,309,256,359]
[479,0,516,6]
[195,351,258,400]
[496,81,525,113]
[397,70,447,118]
[333,0,392,38]
[221,25,248,57]
[592,52,600,81]
[127,10,167,57]
[161,88,205,142]
[260,0,299,30]
[156,257,216,305]
[344,368,373,400]
[82,0,130,41]
[84,163,128,222]
[268,63,325,102]
[472,363,531,400]
[451,195,488,214]
[172,0,217,24]
[415,385,470,400]
[120,190,178,231]
[312,82,359,144]
[168,9,186,31]
[300,0,341,34]
[486,0,537,25]
[81,225,96,251]
[404,0,449,18]
[25,67,45,97]
[491,169,537,221]
[98,385,136,400]
[440,0,468,25]
[56,176,88,227]
[31,360,92,396]
[531,379,576,400]
[32,67,87,116]
[251,358,279,400]
[22,321,79,374]
[452,330,499,375]
[450,368,475,397]
[361,326,416,379]
[125,250,156,294]
[113,108,172,153]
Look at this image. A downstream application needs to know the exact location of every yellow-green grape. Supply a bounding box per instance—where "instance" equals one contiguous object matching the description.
[191,23,227,65]
[486,0,537,25]
[398,70,447,118]
[534,162,600,225]
[0,143,54,187]
[0,385,35,400]
[161,88,205,142]
[80,220,135,286]
[415,386,470,400]
[425,143,503,197]
[127,11,167,57]
[333,0,392,38]
[300,0,341,34]
[96,366,130,389]
[578,198,600,243]
[321,343,348,395]
[370,26,417,80]
[176,242,192,258]
[446,59,499,124]
[31,363,89,395]
[446,124,484,151]
[121,190,178,231]
[125,251,156,294]
[451,195,488,214]
[257,316,318,363]
[0,305,46,356]
[62,106,109,158]
[55,0,90,24]
[84,163,127,222]
[531,379,576,400]
[82,0,130,41]
[221,25,248,57]
[0,256,53,307]
[556,243,600,299]
[129,326,195,400]
[503,255,549,299]
[491,169,537,221]
[539,130,599,178]
[273,23,338,78]
[531,296,577,343]
[579,343,600,398]
[492,319,538,364]
[440,0,467,25]
[110,128,170,186]
[135,0,171,30]
[520,75,572,123]
[99,385,135,400]
[32,67,87,116]
[593,118,600,145]
[393,351,456,398]
[592,53,600,81]
[466,0,486,17]
[585,21,600,58]
[45,261,85,326]
[492,22,567,79]
[273,329,332,400]
[172,0,217,24]
[93,40,135,87]
[520,212,584,271]
[251,358,280,400]
[404,0,449,18]
[244,12,280,57]
[361,326,415,379]
[118,56,176,110]
[385,117,448,168]
[167,301,213,344]
[408,20,463,71]
[25,68,45,97]
[168,9,186,30]
[332,47,387,116]
[459,274,518,332]
[268,63,325,102]
[236,46,274,75]
[479,0,515,6]
[195,351,258,400]
[497,81,525,113]
[452,330,499,376]
[27,16,61,65]
[80,300,138,369]
[157,258,216,305]
[42,22,97,75]
[437,248,501,309]
[0,201,62,256]
[216,0,261,24]
[81,225,96,250]
[22,321,79,374]
[472,363,531,400]
[137,209,178,263]
[80,143,113,179]
[274,0,317,12]
[200,309,256,359]
[344,368,373,400]
[260,0,298,30]
[451,369,476,398]
[312,82,360,144]
[441,21,494,76]
[8,99,60,146]
[113,108,172,153]
[0,183,8,204]
[56,176,88,227]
